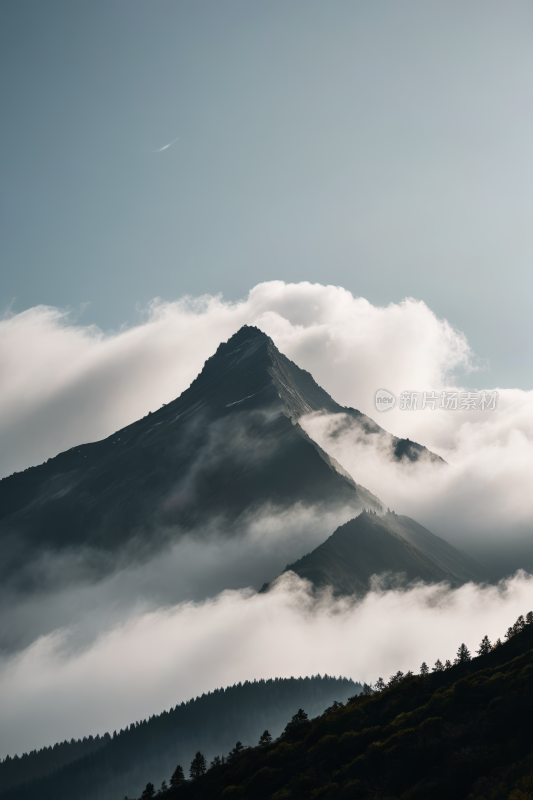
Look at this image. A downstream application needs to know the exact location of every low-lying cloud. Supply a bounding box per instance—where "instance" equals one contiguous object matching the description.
[0,502,356,654]
[2,281,532,761]
[300,397,533,575]
[1,571,532,759]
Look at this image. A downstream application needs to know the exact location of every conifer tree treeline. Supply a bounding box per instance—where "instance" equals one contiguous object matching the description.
[0,675,357,800]
[135,613,533,800]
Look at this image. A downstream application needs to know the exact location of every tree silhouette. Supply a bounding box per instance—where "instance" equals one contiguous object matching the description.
[444,659,453,670]
[189,752,206,781]
[361,683,374,696]
[513,615,526,634]
[259,730,272,746]
[229,742,245,760]
[283,709,310,738]
[210,755,222,768]
[420,662,429,677]
[432,659,444,672]
[170,764,185,788]
[158,780,167,795]
[526,611,533,626]
[140,783,155,799]
[454,643,471,664]
[476,635,492,656]
[388,671,404,687]
[374,677,386,691]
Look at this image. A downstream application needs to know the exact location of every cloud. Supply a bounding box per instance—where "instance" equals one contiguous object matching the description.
[2,282,533,760]
[155,135,179,152]
[2,280,530,569]
[300,397,533,575]
[0,501,357,654]
[1,571,532,759]
[0,282,480,480]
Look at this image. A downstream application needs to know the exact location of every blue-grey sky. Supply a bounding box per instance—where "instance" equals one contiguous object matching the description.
[1,0,532,388]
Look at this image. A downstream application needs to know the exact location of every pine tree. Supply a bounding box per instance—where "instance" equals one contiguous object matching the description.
[420,662,429,677]
[170,765,185,788]
[210,755,222,768]
[432,659,444,672]
[158,780,168,795]
[476,635,492,656]
[388,670,404,687]
[292,709,309,724]
[229,741,245,759]
[493,637,502,648]
[505,626,515,641]
[374,677,386,691]
[283,709,310,737]
[526,611,533,626]
[259,730,272,746]
[361,682,374,696]
[513,615,525,634]
[454,643,471,664]
[189,752,207,781]
[444,659,453,670]
[141,783,155,800]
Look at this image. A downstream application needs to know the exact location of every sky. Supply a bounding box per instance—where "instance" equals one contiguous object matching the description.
[1,0,533,389]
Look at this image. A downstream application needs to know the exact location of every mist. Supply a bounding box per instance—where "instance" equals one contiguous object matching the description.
[1,281,532,763]
[300,393,533,575]
[1,570,532,760]
[0,501,357,654]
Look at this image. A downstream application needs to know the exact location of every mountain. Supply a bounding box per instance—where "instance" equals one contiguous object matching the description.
[119,612,533,800]
[270,510,489,594]
[0,326,440,586]
[0,675,359,800]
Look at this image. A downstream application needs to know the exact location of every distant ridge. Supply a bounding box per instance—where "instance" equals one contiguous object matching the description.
[270,510,489,594]
[0,676,359,800]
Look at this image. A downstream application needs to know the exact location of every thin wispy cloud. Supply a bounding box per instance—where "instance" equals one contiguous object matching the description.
[155,135,179,152]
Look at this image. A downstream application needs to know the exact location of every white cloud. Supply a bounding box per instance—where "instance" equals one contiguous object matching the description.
[2,280,531,564]
[1,571,532,759]
[2,282,532,760]
[300,392,533,572]
[0,282,479,479]
[0,501,356,653]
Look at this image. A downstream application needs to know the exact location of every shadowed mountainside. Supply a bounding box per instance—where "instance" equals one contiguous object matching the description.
[274,510,489,595]
[0,676,359,800]
[0,326,442,586]
[135,615,533,800]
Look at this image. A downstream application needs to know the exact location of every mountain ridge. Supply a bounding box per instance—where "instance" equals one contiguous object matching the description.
[270,510,489,594]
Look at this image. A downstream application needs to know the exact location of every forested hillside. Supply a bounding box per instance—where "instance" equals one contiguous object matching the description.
[130,612,533,799]
[0,675,358,800]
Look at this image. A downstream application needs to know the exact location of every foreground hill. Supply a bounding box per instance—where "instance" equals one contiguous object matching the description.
[134,613,533,799]
[273,510,489,594]
[0,675,358,800]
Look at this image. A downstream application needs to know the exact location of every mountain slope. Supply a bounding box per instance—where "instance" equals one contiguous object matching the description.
[0,676,359,800]
[0,326,441,585]
[131,615,533,800]
[277,510,489,594]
